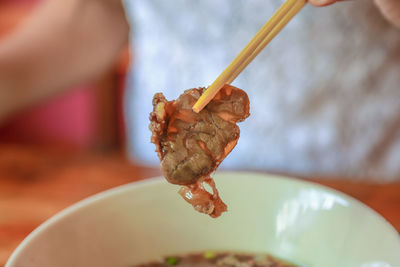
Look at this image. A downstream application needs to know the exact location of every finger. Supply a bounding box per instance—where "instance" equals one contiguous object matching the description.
[308,0,347,7]
[309,0,337,7]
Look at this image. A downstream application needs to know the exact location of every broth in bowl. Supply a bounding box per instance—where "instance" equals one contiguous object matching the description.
[135,251,297,267]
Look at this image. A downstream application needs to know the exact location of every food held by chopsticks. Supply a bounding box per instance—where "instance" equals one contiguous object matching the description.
[149,85,249,217]
[149,0,305,217]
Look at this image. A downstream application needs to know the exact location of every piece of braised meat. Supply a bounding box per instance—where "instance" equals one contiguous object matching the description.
[149,84,250,217]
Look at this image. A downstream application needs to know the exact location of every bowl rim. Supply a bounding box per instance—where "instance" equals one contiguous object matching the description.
[6,171,400,266]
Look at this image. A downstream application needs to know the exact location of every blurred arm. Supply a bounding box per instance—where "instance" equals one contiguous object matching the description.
[0,0,129,121]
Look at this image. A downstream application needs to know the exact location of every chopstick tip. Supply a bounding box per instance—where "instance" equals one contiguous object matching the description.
[192,104,202,113]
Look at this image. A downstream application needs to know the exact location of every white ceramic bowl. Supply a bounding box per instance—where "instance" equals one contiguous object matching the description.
[6,172,400,267]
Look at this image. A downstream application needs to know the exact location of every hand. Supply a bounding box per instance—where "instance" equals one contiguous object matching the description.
[308,0,344,7]
[309,0,400,28]
[374,0,400,27]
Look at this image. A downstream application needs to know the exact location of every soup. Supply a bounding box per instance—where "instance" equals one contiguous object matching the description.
[135,251,297,267]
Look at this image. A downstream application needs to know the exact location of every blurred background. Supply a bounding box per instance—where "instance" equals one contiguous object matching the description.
[0,0,400,265]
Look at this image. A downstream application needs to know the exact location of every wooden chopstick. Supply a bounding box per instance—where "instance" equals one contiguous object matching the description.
[227,0,307,84]
[192,0,307,113]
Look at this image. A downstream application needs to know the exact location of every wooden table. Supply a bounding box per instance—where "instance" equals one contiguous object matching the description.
[0,144,399,265]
